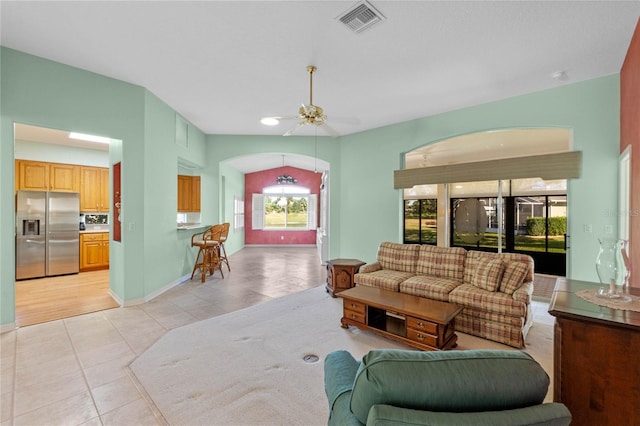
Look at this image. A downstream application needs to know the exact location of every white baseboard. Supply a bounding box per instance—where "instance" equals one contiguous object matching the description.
[143,274,192,303]
[244,244,317,248]
[108,289,125,307]
[109,275,192,307]
[0,322,17,333]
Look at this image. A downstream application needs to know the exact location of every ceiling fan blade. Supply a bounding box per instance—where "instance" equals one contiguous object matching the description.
[262,115,299,121]
[330,116,361,125]
[320,122,340,138]
[283,121,305,137]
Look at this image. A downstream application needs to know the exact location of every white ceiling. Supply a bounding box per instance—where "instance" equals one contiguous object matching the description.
[3,1,639,172]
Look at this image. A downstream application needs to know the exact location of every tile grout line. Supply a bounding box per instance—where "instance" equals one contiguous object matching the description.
[101,305,170,423]
[10,330,17,425]
[61,316,104,425]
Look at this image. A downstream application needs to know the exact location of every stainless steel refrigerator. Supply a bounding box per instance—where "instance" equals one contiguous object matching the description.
[16,190,80,280]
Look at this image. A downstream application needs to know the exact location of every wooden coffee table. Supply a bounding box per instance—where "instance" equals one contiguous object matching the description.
[339,286,463,351]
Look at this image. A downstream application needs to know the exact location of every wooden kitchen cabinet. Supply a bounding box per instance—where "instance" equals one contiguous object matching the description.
[80,232,109,271]
[15,160,79,192]
[80,166,109,212]
[177,175,201,212]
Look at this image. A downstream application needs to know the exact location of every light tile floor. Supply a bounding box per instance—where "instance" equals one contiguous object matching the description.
[0,247,554,425]
[1,247,326,426]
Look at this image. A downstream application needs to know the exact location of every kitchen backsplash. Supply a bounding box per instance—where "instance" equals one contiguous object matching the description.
[83,213,109,224]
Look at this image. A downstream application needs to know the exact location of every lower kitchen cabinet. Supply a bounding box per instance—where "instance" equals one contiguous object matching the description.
[80,232,109,271]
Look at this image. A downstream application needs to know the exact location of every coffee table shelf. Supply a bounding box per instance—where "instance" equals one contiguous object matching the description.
[339,286,463,351]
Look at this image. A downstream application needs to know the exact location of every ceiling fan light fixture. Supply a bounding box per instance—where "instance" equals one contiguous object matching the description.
[261,117,280,126]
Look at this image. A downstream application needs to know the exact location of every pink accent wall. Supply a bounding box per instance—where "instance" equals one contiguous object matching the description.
[244,166,322,245]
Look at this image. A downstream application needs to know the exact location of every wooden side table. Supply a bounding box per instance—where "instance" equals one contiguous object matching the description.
[326,258,365,297]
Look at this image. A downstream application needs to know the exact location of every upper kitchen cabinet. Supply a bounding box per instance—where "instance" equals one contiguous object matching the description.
[81,166,109,212]
[177,174,201,212]
[15,160,79,192]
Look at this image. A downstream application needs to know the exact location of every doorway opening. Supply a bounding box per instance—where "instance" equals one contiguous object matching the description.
[13,123,118,326]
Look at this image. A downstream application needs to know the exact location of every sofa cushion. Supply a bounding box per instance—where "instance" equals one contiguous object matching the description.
[500,262,529,295]
[416,245,466,281]
[354,270,415,292]
[470,258,504,292]
[464,251,534,287]
[349,349,550,424]
[449,284,527,317]
[377,242,420,273]
[399,275,460,302]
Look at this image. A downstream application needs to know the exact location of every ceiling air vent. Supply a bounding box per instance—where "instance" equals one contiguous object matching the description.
[337,1,385,34]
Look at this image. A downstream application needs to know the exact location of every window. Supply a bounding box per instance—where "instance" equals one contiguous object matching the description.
[233,196,244,230]
[252,185,317,230]
[403,184,437,245]
[404,199,437,244]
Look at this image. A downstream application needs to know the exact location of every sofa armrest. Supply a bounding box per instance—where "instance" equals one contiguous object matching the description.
[324,350,360,411]
[513,280,534,304]
[358,261,382,274]
[367,403,571,426]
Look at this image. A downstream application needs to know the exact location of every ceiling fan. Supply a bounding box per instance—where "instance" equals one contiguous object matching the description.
[261,65,340,138]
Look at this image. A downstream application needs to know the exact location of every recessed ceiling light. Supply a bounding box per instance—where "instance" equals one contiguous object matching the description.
[69,132,111,144]
[261,118,279,126]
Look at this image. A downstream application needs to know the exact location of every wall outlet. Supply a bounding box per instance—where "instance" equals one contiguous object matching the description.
[605,224,613,234]
[583,224,592,233]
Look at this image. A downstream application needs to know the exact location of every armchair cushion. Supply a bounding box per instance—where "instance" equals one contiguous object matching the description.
[367,403,572,426]
[349,349,550,424]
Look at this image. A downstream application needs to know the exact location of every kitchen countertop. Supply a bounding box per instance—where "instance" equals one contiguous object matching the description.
[81,226,109,234]
[177,223,209,230]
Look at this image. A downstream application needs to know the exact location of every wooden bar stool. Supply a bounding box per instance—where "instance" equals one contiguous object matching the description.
[219,222,230,272]
[190,224,224,282]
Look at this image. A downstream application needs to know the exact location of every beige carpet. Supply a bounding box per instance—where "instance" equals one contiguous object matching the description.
[129,285,553,425]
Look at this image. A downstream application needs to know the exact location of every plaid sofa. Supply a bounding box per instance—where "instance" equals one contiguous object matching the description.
[353,242,534,348]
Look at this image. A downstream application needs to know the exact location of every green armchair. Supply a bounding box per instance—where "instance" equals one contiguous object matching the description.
[324,349,571,425]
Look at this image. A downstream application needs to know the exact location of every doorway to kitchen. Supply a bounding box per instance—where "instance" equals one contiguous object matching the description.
[15,270,117,327]
[13,123,117,326]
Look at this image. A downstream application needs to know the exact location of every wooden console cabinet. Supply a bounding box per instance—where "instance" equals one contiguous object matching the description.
[549,279,640,425]
[326,258,365,297]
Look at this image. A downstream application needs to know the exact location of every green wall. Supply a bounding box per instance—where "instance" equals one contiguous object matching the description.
[0,46,621,326]
[337,76,620,281]
[0,48,207,325]
[208,76,621,284]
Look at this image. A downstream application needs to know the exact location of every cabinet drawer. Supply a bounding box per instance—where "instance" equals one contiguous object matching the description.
[406,328,438,347]
[407,316,438,335]
[82,233,103,242]
[344,309,366,324]
[343,299,366,314]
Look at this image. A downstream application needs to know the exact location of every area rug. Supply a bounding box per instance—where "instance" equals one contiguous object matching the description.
[129,285,553,425]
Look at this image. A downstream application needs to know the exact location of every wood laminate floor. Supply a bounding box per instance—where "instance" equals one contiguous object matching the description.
[15,269,117,327]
